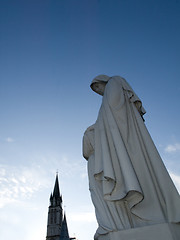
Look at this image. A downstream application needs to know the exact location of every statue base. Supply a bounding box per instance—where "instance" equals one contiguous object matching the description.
[97,223,180,240]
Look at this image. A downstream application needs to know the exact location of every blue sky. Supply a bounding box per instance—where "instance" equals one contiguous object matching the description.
[0,0,180,240]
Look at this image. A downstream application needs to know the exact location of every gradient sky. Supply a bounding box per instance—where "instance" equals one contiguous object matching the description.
[0,0,180,240]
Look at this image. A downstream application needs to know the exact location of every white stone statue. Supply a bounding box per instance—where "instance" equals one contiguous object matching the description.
[83,75,180,240]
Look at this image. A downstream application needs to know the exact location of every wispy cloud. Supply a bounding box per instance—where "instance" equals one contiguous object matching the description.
[0,164,50,208]
[0,153,86,208]
[165,143,180,153]
[57,155,86,178]
[5,137,14,143]
[31,153,86,178]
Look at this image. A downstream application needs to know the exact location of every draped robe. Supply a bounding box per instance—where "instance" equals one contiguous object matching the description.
[83,76,180,239]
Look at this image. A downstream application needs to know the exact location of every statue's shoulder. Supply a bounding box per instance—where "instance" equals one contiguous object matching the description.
[84,124,95,135]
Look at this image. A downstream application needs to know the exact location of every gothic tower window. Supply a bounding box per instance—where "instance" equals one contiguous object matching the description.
[54,210,57,223]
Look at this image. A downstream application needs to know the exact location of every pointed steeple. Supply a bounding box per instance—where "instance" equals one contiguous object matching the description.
[53,173,60,198]
[60,213,70,240]
[46,174,63,240]
[46,174,73,240]
[50,193,53,205]
[50,173,62,206]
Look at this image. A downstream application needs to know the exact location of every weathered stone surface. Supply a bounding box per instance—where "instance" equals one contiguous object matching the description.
[98,223,180,240]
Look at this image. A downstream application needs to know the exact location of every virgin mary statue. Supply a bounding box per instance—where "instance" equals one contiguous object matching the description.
[83,75,180,240]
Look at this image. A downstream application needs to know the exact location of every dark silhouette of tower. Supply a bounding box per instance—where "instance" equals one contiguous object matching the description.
[46,174,70,240]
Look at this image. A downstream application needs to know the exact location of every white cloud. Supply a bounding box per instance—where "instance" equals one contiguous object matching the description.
[0,152,87,209]
[58,155,86,178]
[30,153,86,179]
[165,143,180,153]
[0,153,82,203]
[5,137,14,143]
[0,164,50,208]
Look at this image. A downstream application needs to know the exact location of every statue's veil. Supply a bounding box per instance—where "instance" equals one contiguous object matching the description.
[90,75,111,92]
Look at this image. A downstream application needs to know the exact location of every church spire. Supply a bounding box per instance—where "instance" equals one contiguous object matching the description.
[50,173,62,207]
[60,213,70,240]
[46,174,63,240]
[46,174,73,240]
[53,173,61,199]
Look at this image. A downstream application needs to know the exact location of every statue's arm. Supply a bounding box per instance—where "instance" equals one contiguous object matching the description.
[105,77,145,118]
[83,126,95,160]
[82,134,90,160]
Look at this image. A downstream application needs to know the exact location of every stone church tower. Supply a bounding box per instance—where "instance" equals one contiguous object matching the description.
[46,174,70,240]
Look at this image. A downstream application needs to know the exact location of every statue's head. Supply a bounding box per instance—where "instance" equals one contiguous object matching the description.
[90,75,111,95]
